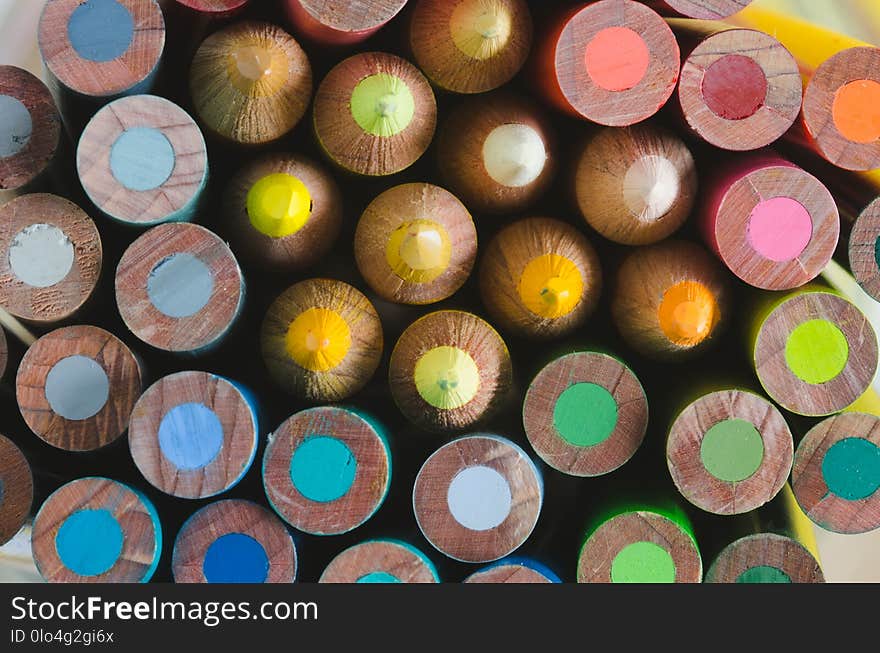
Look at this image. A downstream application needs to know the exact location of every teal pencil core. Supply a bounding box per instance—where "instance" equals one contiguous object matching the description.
[290,436,357,503]
[700,419,765,483]
[822,438,880,501]
[553,382,618,447]
[874,236,880,272]
[357,572,401,583]
[736,566,792,583]
[610,541,676,583]
[55,509,124,577]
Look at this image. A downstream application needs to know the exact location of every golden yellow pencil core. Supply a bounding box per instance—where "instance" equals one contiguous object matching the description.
[518,253,583,319]
[285,307,351,372]
[227,41,289,96]
[450,0,513,61]
[414,345,481,409]
[385,220,452,284]
[247,173,312,238]
[658,281,719,347]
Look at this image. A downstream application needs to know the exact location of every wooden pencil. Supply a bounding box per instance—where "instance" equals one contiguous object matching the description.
[115,223,245,354]
[849,196,880,303]
[260,278,383,402]
[479,217,602,339]
[409,0,532,94]
[413,434,542,563]
[263,406,391,535]
[534,0,680,126]
[0,193,102,325]
[16,325,142,451]
[284,0,408,47]
[0,434,33,546]
[221,152,343,273]
[388,310,512,433]
[0,327,6,380]
[706,533,824,583]
[38,0,165,102]
[611,240,729,360]
[463,558,560,583]
[354,182,477,305]
[313,52,437,176]
[77,94,208,226]
[435,91,555,215]
[523,351,648,477]
[174,0,250,18]
[128,371,259,499]
[667,389,794,515]
[752,290,878,417]
[699,151,839,291]
[32,477,161,583]
[172,499,296,583]
[319,540,440,583]
[645,0,753,19]
[577,506,702,583]
[574,123,696,245]
[672,23,801,151]
[791,412,880,535]
[0,66,63,198]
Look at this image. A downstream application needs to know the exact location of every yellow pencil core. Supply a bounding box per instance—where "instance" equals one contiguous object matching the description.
[247,173,312,238]
[658,281,719,347]
[385,220,452,284]
[414,345,481,409]
[227,41,288,96]
[518,253,584,319]
[285,307,351,372]
[450,0,512,61]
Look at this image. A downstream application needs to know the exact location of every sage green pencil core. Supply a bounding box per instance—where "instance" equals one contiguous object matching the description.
[553,382,618,447]
[700,419,764,483]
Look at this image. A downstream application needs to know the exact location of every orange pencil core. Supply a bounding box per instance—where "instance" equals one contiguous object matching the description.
[584,27,650,92]
[832,80,880,144]
[658,281,719,347]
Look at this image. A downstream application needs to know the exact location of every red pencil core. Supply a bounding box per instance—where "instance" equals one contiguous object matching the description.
[701,54,767,121]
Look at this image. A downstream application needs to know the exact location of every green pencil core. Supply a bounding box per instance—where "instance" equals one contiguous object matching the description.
[874,236,880,271]
[610,542,676,583]
[736,566,792,583]
[553,382,618,447]
[822,437,880,501]
[700,419,765,483]
[784,319,849,385]
[350,74,415,137]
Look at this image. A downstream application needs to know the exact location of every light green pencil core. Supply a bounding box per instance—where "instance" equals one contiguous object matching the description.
[553,382,618,447]
[610,542,676,583]
[700,419,765,483]
[784,319,849,385]
[350,74,415,137]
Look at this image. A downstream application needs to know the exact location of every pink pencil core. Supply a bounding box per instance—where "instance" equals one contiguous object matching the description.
[747,197,813,262]
[701,54,767,121]
[584,27,650,92]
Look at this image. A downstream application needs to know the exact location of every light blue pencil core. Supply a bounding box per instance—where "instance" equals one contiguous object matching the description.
[158,402,224,471]
[146,253,214,319]
[110,127,175,192]
[67,0,134,63]
[0,95,32,158]
[55,509,124,577]
[290,436,357,503]
[357,572,401,583]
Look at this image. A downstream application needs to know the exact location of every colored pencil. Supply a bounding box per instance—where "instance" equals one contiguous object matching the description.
[354,182,477,305]
[128,371,259,499]
[534,0,680,126]
[409,0,532,94]
[0,326,6,379]
[667,389,794,515]
[0,66,63,198]
[172,499,296,583]
[0,434,33,546]
[16,325,142,451]
[523,351,648,477]
[612,240,729,360]
[706,533,824,583]
[260,278,383,402]
[463,558,561,583]
[284,0,408,47]
[646,0,754,19]
[699,151,839,290]
[263,406,390,536]
[190,21,312,146]
[751,289,878,416]
[479,217,602,339]
[574,122,696,245]
[77,94,208,226]
[31,477,161,583]
[388,310,512,433]
[115,223,244,354]
[849,196,880,303]
[221,152,343,273]
[413,434,542,563]
[436,91,555,215]
[792,412,880,534]
[672,22,801,151]
[0,193,101,325]
[313,52,437,176]
[577,504,702,583]
[319,540,440,583]
[174,0,250,18]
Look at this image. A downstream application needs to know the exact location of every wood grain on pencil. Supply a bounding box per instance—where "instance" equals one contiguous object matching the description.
[849,196,880,302]
[706,533,824,583]
[284,0,408,46]
[646,0,754,19]
[320,540,439,583]
[0,434,33,546]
